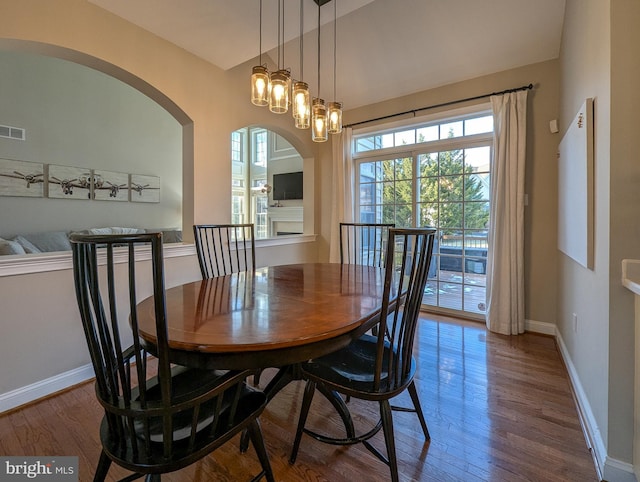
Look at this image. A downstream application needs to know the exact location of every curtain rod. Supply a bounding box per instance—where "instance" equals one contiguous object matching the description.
[344,83,533,129]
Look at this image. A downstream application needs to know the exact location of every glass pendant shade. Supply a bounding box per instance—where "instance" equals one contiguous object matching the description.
[312,98,328,142]
[293,81,311,129]
[328,101,343,134]
[269,70,290,114]
[251,66,270,106]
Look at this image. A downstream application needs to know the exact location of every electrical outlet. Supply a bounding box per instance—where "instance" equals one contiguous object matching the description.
[573,313,578,332]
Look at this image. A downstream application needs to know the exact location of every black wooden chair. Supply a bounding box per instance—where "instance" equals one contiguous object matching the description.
[193,223,264,386]
[289,227,436,482]
[339,222,395,267]
[339,222,396,395]
[70,232,274,482]
[193,224,255,279]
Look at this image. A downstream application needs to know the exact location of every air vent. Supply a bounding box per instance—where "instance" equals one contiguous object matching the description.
[0,124,25,141]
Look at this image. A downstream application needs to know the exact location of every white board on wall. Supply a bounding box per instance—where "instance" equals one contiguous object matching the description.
[558,98,594,269]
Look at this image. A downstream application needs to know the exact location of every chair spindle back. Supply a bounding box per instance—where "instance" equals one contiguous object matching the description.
[193,224,256,279]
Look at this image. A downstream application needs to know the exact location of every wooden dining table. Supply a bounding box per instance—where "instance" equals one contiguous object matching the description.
[136,262,387,404]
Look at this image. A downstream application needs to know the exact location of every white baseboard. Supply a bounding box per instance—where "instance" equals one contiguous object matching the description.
[545,322,636,482]
[525,318,556,335]
[553,329,607,481]
[603,456,637,482]
[0,363,94,414]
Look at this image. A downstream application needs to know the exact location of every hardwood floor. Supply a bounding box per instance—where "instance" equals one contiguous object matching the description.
[0,314,599,481]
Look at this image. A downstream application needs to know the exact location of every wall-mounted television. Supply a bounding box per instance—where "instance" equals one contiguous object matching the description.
[273,171,303,200]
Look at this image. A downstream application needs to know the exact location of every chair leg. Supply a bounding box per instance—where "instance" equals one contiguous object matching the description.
[289,380,316,464]
[407,380,430,440]
[380,400,399,482]
[93,450,111,482]
[247,419,275,482]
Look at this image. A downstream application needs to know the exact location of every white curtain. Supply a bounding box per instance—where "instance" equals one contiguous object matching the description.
[485,90,528,335]
[328,127,354,262]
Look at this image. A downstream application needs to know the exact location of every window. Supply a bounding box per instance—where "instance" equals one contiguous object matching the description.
[354,110,493,318]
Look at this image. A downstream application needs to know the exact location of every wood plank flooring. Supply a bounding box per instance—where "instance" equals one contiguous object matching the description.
[0,314,599,481]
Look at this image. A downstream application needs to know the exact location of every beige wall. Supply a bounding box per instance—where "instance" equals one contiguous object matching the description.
[558,0,612,467]
[559,0,640,475]
[609,0,640,468]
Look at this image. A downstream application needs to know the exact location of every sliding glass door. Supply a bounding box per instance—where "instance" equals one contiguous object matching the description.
[354,110,492,319]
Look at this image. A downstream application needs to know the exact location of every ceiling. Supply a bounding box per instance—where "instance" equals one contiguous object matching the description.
[89,0,566,110]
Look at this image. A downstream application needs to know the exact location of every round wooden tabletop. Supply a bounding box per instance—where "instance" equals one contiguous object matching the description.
[137,263,385,367]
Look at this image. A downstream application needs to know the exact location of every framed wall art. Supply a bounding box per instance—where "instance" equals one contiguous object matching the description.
[0,158,44,197]
[47,164,92,200]
[130,174,160,203]
[93,169,128,201]
[558,98,594,270]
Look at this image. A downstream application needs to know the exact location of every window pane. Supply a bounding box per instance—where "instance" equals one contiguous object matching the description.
[423,281,438,305]
[465,146,491,172]
[439,150,464,175]
[419,152,438,177]
[360,161,380,183]
[464,265,486,286]
[254,131,267,167]
[382,181,395,203]
[439,175,463,202]
[395,204,413,227]
[231,131,243,162]
[440,229,462,248]
[465,115,493,135]
[356,136,375,152]
[417,125,438,143]
[419,177,438,202]
[418,202,438,227]
[382,160,395,181]
[381,133,394,149]
[395,129,415,146]
[395,180,413,203]
[439,203,463,228]
[360,206,380,224]
[464,284,486,313]
[464,202,490,229]
[464,230,489,249]
[465,174,490,202]
[382,204,396,224]
[438,281,463,311]
[359,182,376,206]
[440,120,463,139]
[395,158,413,180]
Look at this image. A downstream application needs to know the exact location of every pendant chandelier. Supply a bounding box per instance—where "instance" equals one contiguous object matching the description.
[250,0,342,143]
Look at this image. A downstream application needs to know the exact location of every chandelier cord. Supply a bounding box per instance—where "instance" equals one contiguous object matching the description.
[277,0,281,69]
[259,0,263,66]
[317,0,321,97]
[333,0,337,99]
[281,0,285,71]
[299,0,304,80]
